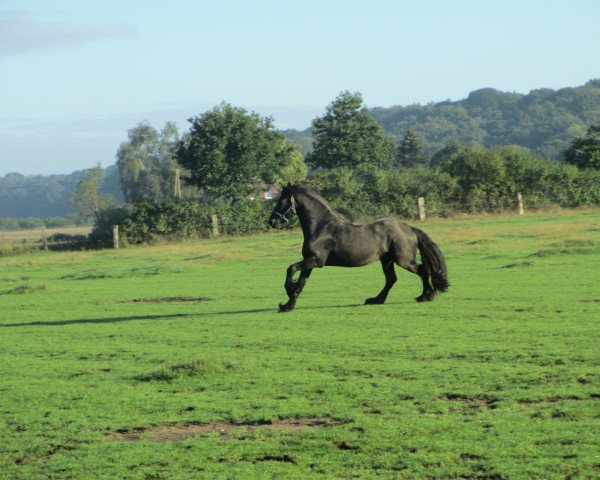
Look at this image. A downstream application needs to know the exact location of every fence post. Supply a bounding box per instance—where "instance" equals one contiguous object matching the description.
[112,225,119,249]
[517,193,524,216]
[41,227,48,251]
[211,214,220,237]
[418,197,426,221]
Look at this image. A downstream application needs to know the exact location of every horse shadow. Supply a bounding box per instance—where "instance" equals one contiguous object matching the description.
[0,302,410,328]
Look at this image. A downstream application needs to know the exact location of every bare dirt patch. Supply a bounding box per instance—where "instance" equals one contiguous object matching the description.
[106,417,347,443]
[518,395,582,404]
[129,296,212,304]
[443,393,499,410]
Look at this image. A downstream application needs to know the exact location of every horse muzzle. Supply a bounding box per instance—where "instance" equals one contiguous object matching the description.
[268,216,283,228]
[268,211,290,228]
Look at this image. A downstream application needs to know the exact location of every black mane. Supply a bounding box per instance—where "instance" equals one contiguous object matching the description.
[291,186,358,224]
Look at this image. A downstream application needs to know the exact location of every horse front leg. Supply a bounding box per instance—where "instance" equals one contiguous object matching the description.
[284,263,299,297]
[279,257,319,312]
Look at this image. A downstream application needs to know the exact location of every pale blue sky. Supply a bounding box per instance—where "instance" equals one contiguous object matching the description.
[1,0,599,175]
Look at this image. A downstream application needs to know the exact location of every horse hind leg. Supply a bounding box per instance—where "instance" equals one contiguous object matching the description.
[365,257,397,305]
[395,250,434,303]
[415,264,435,302]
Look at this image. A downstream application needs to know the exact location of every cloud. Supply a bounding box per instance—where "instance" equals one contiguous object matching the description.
[0,11,136,55]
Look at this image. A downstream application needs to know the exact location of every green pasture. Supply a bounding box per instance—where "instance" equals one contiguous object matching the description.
[1,210,599,479]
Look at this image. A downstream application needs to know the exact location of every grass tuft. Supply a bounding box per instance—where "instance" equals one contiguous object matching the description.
[61,265,184,280]
[499,261,534,269]
[2,283,47,295]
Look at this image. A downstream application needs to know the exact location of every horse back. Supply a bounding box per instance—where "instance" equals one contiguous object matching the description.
[310,218,417,267]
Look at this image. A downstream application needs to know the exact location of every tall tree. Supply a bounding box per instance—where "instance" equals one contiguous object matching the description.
[307,91,396,171]
[177,103,305,199]
[397,129,430,167]
[70,164,117,223]
[564,124,600,170]
[271,143,307,186]
[117,121,181,203]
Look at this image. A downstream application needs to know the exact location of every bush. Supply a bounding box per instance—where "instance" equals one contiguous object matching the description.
[362,167,459,218]
[18,217,45,229]
[47,234,89,251]
[92,199,274,246]
[214,198,274,235]
[87,144,600,249]
[88,205,132,247]
[306,145,600,220]
[307,167,372,217]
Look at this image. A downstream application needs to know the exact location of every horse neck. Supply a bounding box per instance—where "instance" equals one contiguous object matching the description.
[294,191,338,240]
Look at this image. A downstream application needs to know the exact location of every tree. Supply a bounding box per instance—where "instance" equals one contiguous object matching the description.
[117,121,181,203]
[564,125,600,170]
[308,166,367,215]
[272,145,307,185]
[307,91,396,171]
[397,129,430,167]
[430,140,468,168]
[438,147,509,211]
[177,103,305,199]
[70,164,117,223]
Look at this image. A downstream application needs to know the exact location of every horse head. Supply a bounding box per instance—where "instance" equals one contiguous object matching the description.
[268,183,296,228]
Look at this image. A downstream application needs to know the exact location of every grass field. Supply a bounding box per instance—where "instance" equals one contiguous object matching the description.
[0,226,92,243]
[1,210,599,479]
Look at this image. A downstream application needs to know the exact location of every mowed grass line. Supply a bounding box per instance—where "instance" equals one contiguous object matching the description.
[0,211,599,479]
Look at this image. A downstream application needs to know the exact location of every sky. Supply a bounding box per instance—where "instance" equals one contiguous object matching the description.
[1,0,599,176]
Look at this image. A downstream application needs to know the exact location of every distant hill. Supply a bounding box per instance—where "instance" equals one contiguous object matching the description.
[286,79,600,159]
[0,165,122,219]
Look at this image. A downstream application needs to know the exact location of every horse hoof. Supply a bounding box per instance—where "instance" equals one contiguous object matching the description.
[416,294,434,302]
[279,302,294,312]
[364,298,382,305]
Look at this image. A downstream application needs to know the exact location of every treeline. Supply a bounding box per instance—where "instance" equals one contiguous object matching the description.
[86,92,600,247]
[2,79,599,224]
[285,79,600,160]
[312,145,600,220]
[98,143,600,247]
[302,93,600,218]
[0,216,76,231]
[0,166,122,222]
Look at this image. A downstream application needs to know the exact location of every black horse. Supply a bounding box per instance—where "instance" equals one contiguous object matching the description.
[268,184,449,312]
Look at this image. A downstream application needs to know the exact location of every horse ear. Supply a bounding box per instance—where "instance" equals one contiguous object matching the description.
[286,182,292,188]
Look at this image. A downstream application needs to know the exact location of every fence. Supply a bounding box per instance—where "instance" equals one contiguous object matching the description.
[0,227,90,256]
[0,191,572,254]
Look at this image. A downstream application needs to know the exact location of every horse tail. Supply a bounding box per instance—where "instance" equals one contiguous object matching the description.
[412,227,449,293]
